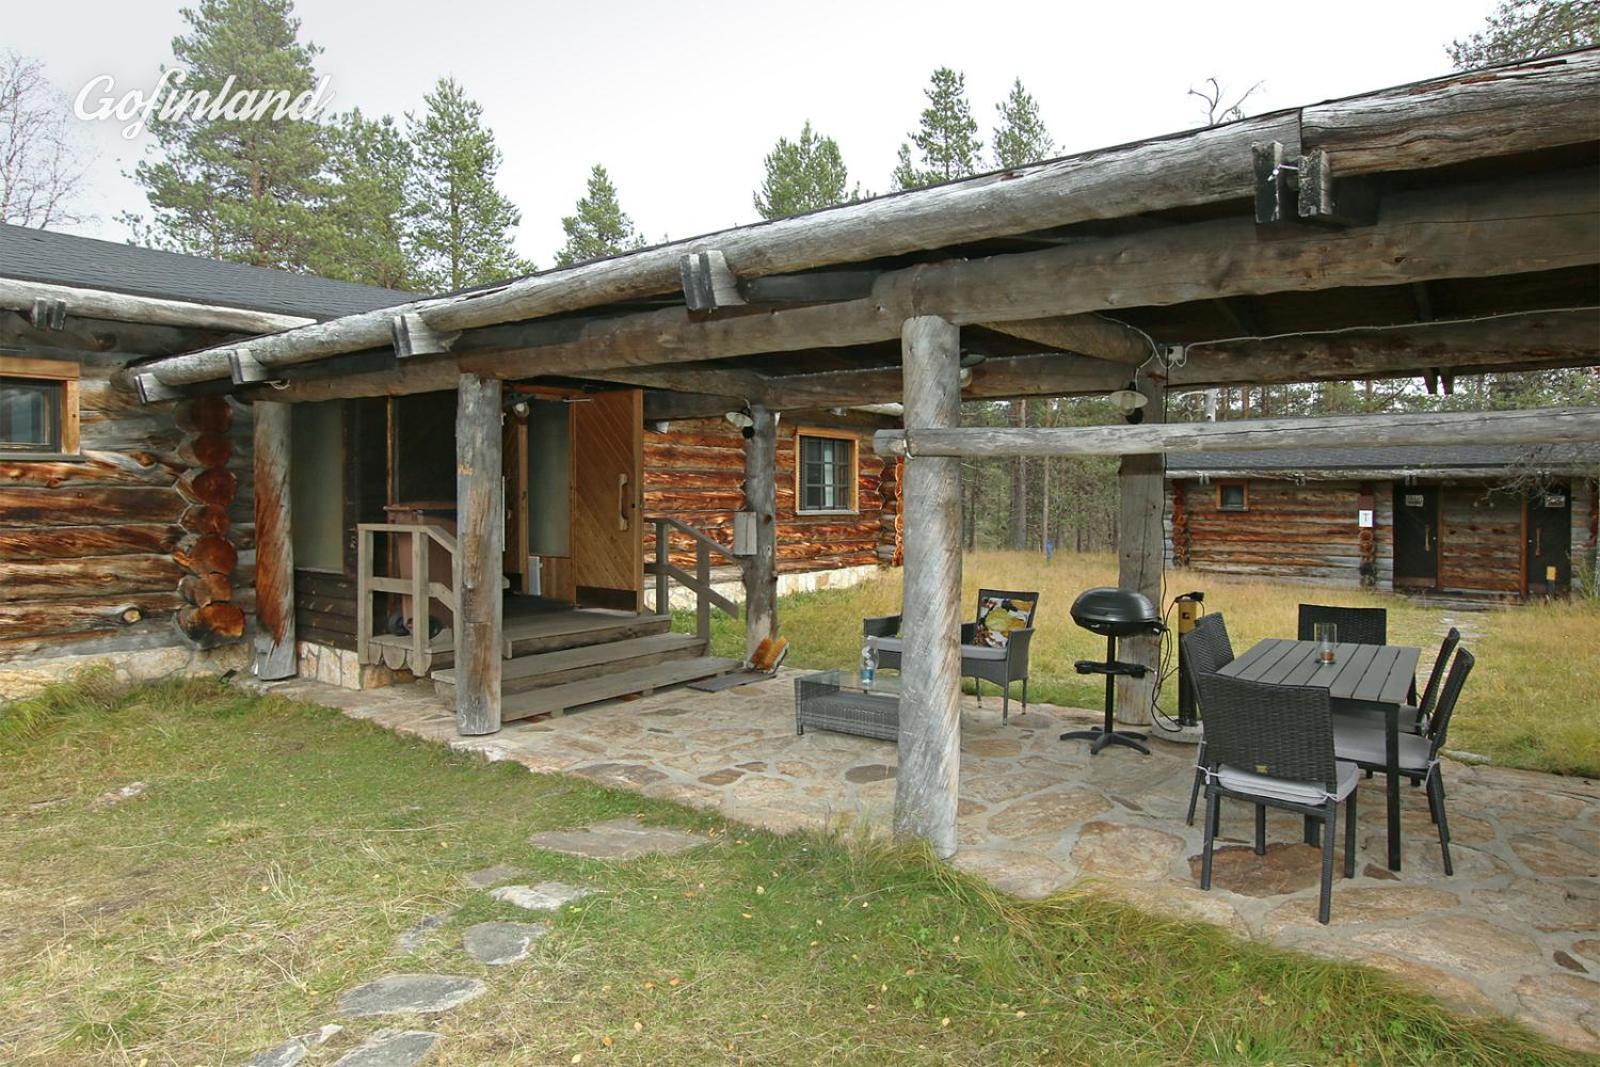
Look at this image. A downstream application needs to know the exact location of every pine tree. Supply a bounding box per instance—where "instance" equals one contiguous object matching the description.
[554,164,645,267]
[406,77,531,292]
[125,0,330,269]
[991,78,1053,169]
[752,121,855,220]
[892,67,982,190]
[313,109,413,289]
[1448,0,1598,68]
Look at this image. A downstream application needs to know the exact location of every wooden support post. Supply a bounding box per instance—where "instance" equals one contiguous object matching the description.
[742,403,778,660]
[894,315,964,859]
[252,400,296,679]
[455,374,504,736]
[696,541,712,643]
[653,519,670,614]
[1115,377,1166,725]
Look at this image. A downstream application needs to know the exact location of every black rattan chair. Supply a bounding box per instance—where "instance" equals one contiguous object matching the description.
[1196,673,1359,925]
[864,588,1038,723]
[1334,648,1474,876]
[1297,604,1387,647]
[1180,613,1236,826]
[1339,627,1460,736]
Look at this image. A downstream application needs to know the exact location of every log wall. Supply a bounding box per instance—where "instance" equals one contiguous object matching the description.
[1167,478,1393,589]
[0,363,254,664]
[642,419,896,574]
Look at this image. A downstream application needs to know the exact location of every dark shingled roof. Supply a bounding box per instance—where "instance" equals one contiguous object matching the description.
[1167,443,1600,474]
[0,224,414,320]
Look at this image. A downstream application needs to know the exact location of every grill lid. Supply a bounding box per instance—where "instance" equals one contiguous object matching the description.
[1070,587,1162,636]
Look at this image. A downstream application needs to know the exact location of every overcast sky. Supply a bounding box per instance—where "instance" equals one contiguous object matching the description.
[14,0,1495,269]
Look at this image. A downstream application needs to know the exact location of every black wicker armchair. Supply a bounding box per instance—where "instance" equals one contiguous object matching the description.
[1297,604,1387,646]
[1335,648,1474,876]
[864,588,1038,724]
[1195,673,1360,925]
[1180,612,1236,825]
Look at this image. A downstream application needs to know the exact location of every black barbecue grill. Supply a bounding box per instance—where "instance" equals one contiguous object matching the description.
[1061,587,1165,755]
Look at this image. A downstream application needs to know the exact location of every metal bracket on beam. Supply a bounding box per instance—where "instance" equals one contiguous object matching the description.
[134,372,184,404]
[392,312,459,358]
[29,298,66,330]
[1254,143,1378,228]
[680,250,745,313]
[228,347,280,385]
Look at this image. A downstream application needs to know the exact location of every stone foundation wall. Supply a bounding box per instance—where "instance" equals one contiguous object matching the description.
[295,640,408,691]
[646,562,884,613]
[0,641,252,701]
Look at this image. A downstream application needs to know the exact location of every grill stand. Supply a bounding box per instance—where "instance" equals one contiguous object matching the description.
[1060,634,1152,756]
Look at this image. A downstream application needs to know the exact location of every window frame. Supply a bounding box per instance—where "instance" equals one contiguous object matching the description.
[793,427,860,515]
[1216,480,1249,512]
[0,356,79,458]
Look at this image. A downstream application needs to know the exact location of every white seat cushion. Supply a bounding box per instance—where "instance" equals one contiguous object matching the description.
[1334,723,1433,772]
[1214,761,1359,805]
[869,637,1006,662]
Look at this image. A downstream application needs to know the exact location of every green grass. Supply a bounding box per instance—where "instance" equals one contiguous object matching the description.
[681,550,1600,778]
[0,676,1584,1065]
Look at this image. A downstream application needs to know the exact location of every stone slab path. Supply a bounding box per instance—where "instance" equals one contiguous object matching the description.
[331,1029,439,1067]
[336,974,486,1019]
[463,921,549,964]
[528,815,707,860]
[489,881,592,911]
[276,670,1600,1053]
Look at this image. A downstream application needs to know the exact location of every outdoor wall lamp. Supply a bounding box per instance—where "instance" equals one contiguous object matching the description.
[724,407,756,438]
[1106,382,1149,424]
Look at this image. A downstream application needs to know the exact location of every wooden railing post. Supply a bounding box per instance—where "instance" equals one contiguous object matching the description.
[654,519,669,615]
[894,315,964,859]
[412,529,431,675]
[696,540,711,642]
[455,374,504,736]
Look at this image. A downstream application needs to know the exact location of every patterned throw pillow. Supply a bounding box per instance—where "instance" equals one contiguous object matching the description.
[972,596,1035,648]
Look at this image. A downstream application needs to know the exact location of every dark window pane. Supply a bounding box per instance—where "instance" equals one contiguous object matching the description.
[799,435,853,511]
[0,378,61,451]
[1219,483,1246,511]
[393,391,456,504]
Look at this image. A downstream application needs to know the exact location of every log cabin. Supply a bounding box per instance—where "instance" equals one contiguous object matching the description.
[1166,444,1600,600]
[0,226,899,697]
[6,50,1600,855]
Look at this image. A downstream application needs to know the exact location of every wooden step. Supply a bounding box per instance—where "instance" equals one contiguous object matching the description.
[433,633,708,699]
[501,656,740,723]
[502,612,672,658]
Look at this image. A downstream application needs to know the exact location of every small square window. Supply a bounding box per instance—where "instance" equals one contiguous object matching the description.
[0,359,78,456]
[796,431,857,513]
[1217,482,1248,511]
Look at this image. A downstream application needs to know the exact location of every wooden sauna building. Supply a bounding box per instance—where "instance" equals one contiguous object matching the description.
[1166,444,1600,599]
[0,224,897,699]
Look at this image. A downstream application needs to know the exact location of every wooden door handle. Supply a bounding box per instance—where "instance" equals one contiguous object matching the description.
[1534,529,1542,556]
[618,473,630,531]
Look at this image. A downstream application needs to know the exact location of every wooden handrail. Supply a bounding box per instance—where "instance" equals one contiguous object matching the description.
[356,522,457,674]
[648,517,742,642]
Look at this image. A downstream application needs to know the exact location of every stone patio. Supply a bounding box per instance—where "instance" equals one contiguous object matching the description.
[269,670,1600,1053]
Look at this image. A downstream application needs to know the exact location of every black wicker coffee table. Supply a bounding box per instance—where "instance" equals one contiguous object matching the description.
[795,670,900,741]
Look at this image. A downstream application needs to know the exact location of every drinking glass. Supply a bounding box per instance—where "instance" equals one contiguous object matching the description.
[1315,622,1337,664]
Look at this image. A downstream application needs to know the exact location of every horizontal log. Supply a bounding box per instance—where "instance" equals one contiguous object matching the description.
[0,554,186,603]
[174,534,238,576]
[878,406,1600,458]
[0,277,312,334]
[179,571,233,607]
[0,451,181,488]
[177,431,233,469]
[0,592,176,639]
[136,51,1600,391]
[177,467,238,507]
[0,523,186,561]
[0,486,185,525]
[179,504,232,537]
[176,602,247,649]
[175,396,233,435]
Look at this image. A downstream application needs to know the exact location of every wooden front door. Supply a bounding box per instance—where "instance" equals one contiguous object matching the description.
[1526,485,1572,597]
[570,389,643,611]
[1392,485,1439,588]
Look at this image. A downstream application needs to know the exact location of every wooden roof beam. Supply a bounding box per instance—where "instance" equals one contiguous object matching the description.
[127,50,1600,392]
[977,315,1152,364]
[242,167,1597,405]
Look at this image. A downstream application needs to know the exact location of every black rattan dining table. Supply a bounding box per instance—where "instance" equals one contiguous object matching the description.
[1218,639,1422,871]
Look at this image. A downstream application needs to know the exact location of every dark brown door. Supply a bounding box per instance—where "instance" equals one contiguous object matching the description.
[570,389,643,611]
[1392,485,1439,588]
[1526,485,1572,597]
